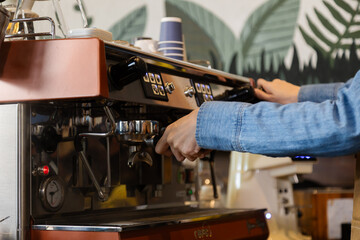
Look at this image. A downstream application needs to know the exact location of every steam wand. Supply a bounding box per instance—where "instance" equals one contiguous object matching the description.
[75,106,117,201]
[201,151,218,199]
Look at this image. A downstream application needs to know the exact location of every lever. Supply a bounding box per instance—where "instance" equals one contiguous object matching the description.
[108,56,147,90]
[215,85,259,103]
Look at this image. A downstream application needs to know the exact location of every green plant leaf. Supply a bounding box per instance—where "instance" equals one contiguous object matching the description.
[306,15,333,48]
[165,0,236,71]
[334,0,354,15]
[108,6,147,43]
[344,30,360,39]
[237,0,300,74]
[323,1,347,26]
[314,9,340,38]
[299,0,360,59]
[298,26,326,55]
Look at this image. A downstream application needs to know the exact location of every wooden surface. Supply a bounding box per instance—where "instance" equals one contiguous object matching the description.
[351,153,360,239]
[311,191,353,239]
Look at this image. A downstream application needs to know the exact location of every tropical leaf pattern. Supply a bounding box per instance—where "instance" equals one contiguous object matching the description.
[165,0,236,71]
[108,6,147,43]
[237,0,300,74]
[299,0,360,58]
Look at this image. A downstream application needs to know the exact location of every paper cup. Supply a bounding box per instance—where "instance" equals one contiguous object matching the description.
[164,53,184,60]
[159,17,183,42]
[134,38,158,53]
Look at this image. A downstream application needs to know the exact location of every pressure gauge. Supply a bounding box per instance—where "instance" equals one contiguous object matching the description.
[39,176,65,211]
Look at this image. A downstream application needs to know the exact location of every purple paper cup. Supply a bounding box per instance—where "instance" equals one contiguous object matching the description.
[164,53,184,60]
[158,47,184,55]
[158,41,184,49]
[159,17,183,42]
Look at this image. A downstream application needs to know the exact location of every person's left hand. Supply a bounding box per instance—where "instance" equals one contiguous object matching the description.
[155,108,210,161]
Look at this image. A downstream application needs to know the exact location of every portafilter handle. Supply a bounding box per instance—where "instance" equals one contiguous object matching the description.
[144,134,161,149]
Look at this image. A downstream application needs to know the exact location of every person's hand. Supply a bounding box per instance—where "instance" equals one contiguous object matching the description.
[252,78,300,104]
[155,108,210,161]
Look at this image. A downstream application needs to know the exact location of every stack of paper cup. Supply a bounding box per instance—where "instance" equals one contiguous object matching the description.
[158,17,184,60]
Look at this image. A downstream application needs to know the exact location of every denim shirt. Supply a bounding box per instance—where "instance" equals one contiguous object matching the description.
[196,70,360,157]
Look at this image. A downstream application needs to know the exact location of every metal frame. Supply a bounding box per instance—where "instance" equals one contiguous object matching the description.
[5,17,56,39]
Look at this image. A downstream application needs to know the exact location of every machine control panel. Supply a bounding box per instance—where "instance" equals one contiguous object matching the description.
[190,80,214,106]
[141,72,168,101]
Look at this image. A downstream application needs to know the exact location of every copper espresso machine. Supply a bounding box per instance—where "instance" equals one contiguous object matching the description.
[0,38,269,240]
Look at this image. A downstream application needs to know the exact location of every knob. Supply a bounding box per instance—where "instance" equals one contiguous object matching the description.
[184,86,195,97]
[108,56,147,90]
[41,126,62,153]
[32,165,50,176]
[165,82,175,94]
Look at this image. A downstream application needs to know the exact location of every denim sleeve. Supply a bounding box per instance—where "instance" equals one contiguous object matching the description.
[298,82,346,102]
[196,70,360,157]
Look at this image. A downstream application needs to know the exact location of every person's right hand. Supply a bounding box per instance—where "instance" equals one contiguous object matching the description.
[253,78,300,104]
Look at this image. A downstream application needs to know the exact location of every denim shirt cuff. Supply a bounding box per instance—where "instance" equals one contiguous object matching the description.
[196,101,251,151]
[298,83,344,103]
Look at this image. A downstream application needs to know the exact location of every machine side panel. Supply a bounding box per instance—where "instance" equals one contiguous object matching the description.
[0,104,20,240]
[0,38,109,103]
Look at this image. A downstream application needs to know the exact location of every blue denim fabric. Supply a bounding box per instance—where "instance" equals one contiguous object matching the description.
[196,70,360,157]
[298,82,346,103]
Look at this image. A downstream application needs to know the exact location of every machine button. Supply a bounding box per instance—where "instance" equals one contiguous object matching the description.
[143,73,150,82]
[186,188,193,196]
[32,165,50,176]
[184,86,195,97]
[149,73,156,83]
[155,74,162,84]
[201,84,206,93]
[206,85,211,94]
[158,85,165,96]
[165,82,175,94]
[195,83,201,92]
[152,84,159,95]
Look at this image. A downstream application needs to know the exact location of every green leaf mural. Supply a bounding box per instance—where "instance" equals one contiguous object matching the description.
[108,6,147,43]
[299,0,360,59]
[237,0,300,74]
[165,0,236,71]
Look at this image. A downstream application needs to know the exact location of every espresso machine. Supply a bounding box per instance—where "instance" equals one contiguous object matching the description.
[0,37,268,240]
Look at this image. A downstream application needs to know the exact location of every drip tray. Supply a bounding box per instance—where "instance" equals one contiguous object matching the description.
[32,208,269,239]
[33,207,267,232]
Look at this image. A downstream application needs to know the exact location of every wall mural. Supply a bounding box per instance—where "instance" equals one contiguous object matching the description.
[76,0,360,85]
